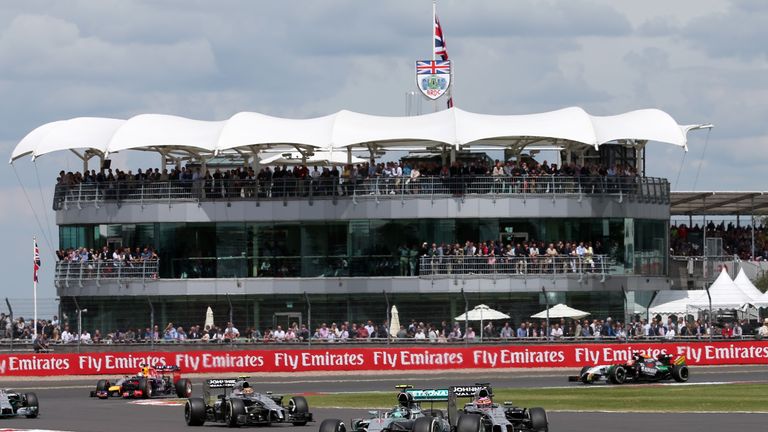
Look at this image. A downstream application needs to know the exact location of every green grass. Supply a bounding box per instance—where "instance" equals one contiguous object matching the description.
[303,384,768,412]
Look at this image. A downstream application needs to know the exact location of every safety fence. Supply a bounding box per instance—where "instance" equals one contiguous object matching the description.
[52,175,670,210]
[0,340,766,376]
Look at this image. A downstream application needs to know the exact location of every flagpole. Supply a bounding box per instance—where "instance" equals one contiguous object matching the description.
[432,0,437,113]
[33,236,38,340]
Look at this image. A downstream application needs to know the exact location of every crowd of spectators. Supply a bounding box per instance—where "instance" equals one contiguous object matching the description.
[55,159,643,200]
[55,245,159,265]
[670,222,768,260]
[5,311,764,353]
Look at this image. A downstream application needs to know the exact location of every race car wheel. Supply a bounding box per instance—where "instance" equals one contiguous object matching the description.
[579,366,591,384]
[24,392,39,418]
[176,378,193,398]
[672,365,689,383]
[96,379,109,392]
[139,377,153,399]
[609,365,627,384]
[413,416,439,432]
[225,398,246,427]
[185,398,206,426]
[528,407,548,432]
[456,413,482,432]
[319,419,346,432]
[289,396,309,426]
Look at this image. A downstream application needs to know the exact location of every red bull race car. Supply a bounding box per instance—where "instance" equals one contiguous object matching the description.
[89,364,192,399]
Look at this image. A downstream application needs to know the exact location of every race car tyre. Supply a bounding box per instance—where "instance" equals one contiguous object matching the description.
[579,366,591,384]
[24,393,39,418]
[138,377,153,399]
[289,396,309,426]
[185,398,206,426]
[672,365,689,383]
[319,419,347,432]
[528,407,548,432]
[225,398,246,427]
[609,365,627,384]
[96,379,109,392]
[176,378,193,398]
[456,413,482,432]
[413,416,439,432]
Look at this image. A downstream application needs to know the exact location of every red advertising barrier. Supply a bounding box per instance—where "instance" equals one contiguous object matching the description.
[2,341,768,376]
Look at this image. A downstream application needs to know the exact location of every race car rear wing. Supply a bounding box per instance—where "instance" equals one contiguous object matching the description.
[405,389,449,402]
[447,384,493,427]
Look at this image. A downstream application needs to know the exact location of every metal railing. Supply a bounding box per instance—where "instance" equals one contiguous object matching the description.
[52,175,670,210]
[54,259,160,288]
[418,255,611,279]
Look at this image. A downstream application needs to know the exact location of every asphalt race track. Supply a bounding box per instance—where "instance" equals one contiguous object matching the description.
[2,365,768,432]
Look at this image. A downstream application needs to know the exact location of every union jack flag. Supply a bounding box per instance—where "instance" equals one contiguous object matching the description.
[417,60,451,75]
[434,14,454,108]
[34,239,41,282]
[434,16,448,61]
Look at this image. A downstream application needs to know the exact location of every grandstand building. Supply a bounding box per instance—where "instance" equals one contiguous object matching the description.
[11,107,712,333]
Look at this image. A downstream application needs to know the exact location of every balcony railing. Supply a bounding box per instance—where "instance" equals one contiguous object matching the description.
[54,259,159,288]
[52,175,670,210]
[417,255,612,279]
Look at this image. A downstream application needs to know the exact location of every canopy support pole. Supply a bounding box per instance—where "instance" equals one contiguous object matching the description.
[542,287,549,341]
[383,290,390,345]
[706,282,713,342]
[461,288,468,346]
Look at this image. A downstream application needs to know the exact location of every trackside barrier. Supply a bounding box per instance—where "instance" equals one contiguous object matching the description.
[2,341,768,376]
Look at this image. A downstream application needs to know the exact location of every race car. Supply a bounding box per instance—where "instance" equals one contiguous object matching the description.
[89,364,192,399]
[184,377,312,427]
[320,385,451,432]
[568,352,689,385]
[450,384,548,432]
[0,389,39,418]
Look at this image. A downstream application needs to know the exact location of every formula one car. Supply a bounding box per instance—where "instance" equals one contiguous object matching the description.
[0,389,39,418]
[451,384,548,432]
[184,377,313,427]
[89,364,192,399]
[320,385,452,432]
[568,352,689,385]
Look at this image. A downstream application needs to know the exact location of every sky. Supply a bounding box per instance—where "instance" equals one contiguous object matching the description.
[0,0,765,303]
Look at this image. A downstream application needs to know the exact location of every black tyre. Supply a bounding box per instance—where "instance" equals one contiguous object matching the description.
[528,407,548,432]
[176,378,193,398]
[96,379,109,392]
[138,377,153,399]
[185,397,206,426]
[289,396,309,426]
[413,416,439,432]
[319,419,346,432]
[609,365,627,384]
[672,365,689,383]
[456,413,482,432]
[24,392,39,418]
[225,398,246,427]
[579,366,591,384]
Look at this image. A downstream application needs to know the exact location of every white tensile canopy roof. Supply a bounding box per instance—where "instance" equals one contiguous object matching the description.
[733,268,763,301]
[688,268,760,310]
[648,290,706,315]
[10,107,709,163]
[531,303,590,319]
[455,304,510,321]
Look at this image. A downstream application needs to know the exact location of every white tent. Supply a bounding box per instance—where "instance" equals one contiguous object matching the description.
[688,268,756,310]
[733,268,764,303]
[648,290,706,315]
[389,305,400,339]
[204,306,214,330]
[259,151,366,166]
[11,107,709,163]
[531,303,590,320]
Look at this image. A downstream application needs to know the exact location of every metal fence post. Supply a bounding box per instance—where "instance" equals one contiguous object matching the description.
[384,290,390,345]
[147,297,154,351]
[5,298,13,352]
[461,288,468,347]
[304,292,311,349]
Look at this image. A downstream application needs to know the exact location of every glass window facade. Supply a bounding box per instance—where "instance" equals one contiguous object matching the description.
[59,218,668,278]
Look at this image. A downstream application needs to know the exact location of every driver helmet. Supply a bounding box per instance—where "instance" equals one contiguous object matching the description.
[476,396,492,407]
[391,408,409,419]
[242,387,254,395]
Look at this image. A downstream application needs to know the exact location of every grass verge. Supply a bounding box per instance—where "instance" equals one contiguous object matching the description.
[303,383,768,412]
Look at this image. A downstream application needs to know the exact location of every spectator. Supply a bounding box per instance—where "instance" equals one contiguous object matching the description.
[33,333,49,353]
[223,322,240,340]
[465,326,476,341]
[758,318,768,339]
[721,322,733,338]
[164,323,177,341]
